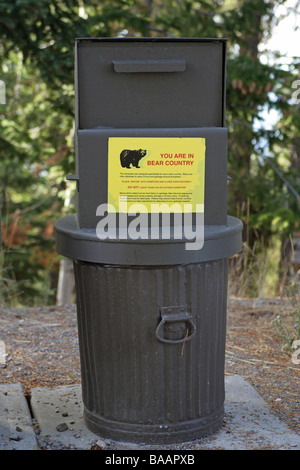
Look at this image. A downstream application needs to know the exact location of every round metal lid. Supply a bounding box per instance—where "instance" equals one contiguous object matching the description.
[55,214,243,265]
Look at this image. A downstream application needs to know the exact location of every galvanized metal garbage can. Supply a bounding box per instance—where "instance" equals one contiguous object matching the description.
[55,38,242,444]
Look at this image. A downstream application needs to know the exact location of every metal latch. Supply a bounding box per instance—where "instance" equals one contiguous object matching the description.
[66,174,79,191]
[155,305,196,344]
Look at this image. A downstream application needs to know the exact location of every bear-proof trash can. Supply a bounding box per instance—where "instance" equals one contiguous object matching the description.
[55,37,242,444]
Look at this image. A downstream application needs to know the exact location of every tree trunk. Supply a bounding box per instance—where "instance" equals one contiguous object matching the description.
[56,258,75,305]
[56,182,75,305]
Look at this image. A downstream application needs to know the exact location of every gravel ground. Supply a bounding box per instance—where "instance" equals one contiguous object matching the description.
[0,296,299,447]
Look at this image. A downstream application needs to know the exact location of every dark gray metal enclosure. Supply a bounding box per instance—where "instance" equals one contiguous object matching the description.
[55,37,242,444]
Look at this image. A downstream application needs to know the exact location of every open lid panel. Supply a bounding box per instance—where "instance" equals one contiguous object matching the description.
[75,38,227,129]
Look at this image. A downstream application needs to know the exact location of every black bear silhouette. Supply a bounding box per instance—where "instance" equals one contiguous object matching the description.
[120,149,147,168]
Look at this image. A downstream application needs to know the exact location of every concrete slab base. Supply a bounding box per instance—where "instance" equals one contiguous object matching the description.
[30,384,98,450]
[1,376,299,450]
[30,376,300,450]
[198,375,300,450]
[0,383,38,450]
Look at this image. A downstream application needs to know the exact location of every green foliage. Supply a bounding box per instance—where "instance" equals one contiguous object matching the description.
[0,0,86,85]
[0,0,299,304]
[0,47,74,304]
[152,0,220,38]
[0,0,152,305]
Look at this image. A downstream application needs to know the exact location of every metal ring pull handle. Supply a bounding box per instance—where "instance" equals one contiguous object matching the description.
[155,306,196,344]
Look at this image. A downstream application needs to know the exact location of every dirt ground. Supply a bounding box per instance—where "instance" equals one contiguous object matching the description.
[0,297,299,435]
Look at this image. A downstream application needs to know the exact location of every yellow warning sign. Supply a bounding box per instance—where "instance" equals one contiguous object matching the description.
[107,137,205,212]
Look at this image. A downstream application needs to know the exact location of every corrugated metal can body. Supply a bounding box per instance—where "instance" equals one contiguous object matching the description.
[73,258,228,444]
